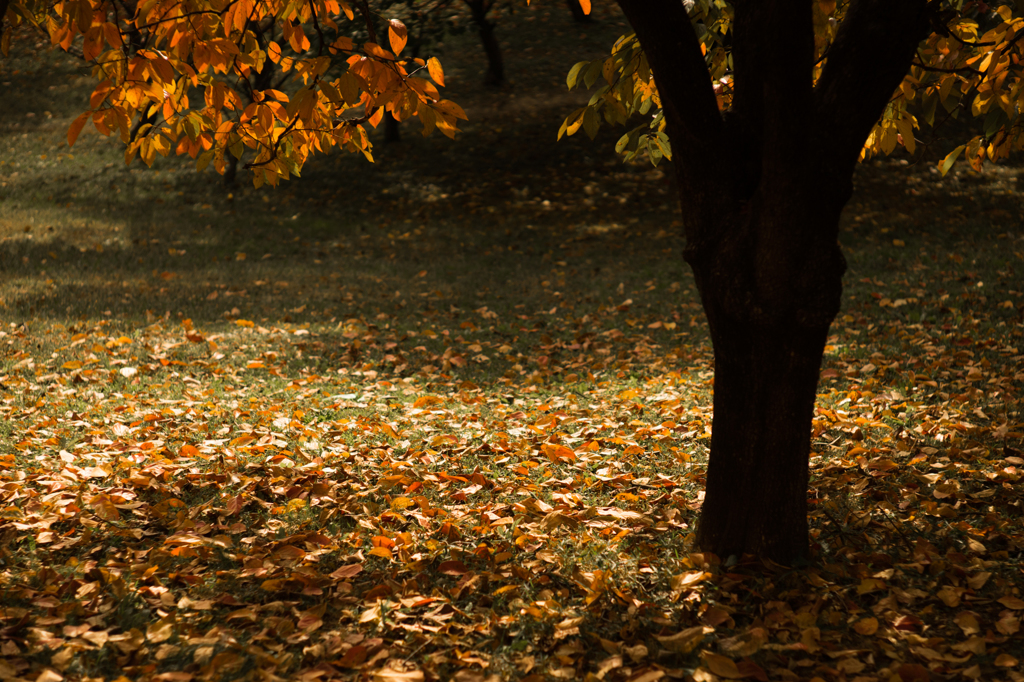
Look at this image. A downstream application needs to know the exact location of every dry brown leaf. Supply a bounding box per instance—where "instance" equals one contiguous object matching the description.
[654,625,711,653]
[717,627,767,657]
[372,665,425,682]
[966,571,991,590]
[853,617,879,635]
[146,617,175,644]
[996,614,1020,635]
[937,585,963,607]
[955,611,981,636]
[35,671,63,682]
[700,651,743,679]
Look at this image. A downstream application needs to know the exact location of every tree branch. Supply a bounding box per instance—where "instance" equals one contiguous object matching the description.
[729,1,815,197]
[813,0,931,170]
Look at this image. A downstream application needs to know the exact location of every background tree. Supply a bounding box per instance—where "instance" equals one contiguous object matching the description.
[561,0,1024,561]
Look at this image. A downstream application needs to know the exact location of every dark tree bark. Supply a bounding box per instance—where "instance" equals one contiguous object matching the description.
[614,0,931,562]
[464,0,504,86]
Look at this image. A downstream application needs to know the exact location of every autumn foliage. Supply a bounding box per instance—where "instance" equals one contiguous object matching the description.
[561,1,1024,176]
[3,0,465,186]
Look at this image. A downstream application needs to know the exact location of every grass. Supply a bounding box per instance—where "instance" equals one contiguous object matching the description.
[2,5,1024,682]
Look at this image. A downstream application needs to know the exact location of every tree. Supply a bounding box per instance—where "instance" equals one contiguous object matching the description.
[2,0,465,187]
[559,0,1024,561]
[4,0,1023,563]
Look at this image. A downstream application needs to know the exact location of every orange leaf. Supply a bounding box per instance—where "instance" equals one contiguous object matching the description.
[89,493,120,521]
[367,546,393,559]
[388,19,407,55]
[853,617,879,635]
[578,0,591,14]
[68,111,90,147]
[542,443,576,463]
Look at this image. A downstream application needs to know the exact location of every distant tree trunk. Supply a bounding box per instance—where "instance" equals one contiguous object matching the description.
[567,0,592,23]
[383,110,402,143]
[615,0,931,562]
[464,0,504,86]
[224,154,238,186]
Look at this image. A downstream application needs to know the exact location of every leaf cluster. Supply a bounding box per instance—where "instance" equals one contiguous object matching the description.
[3,0,465,185]
[559,0,1024,174]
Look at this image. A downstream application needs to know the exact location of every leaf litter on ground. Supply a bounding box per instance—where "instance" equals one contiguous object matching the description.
[1,211,1022,681]
[1,5,1024,680]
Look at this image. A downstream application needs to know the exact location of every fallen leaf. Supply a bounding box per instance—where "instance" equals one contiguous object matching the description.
[146,617,175,644]
[701,650,742,679]
[717,627,767,657]
[853,617,879,635]
[655,626,711,653]
[955,611,981,636]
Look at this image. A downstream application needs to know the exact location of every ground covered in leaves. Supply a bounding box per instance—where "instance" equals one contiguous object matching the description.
[3,5,1024,682]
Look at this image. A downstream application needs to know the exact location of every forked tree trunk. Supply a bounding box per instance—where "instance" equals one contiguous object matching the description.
[614,0,931,563]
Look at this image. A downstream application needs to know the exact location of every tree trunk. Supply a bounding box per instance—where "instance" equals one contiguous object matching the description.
[613,0,931,564]
[685,193,846,562]
[464,0,504,86]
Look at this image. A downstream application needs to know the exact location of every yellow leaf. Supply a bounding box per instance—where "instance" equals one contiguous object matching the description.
[146,616,175,643]
[368,546,393,559]
[856,578,885,595]
[427,57,445,86]
[939,144,965,176]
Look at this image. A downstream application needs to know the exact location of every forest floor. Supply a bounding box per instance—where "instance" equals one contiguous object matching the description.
[1,4,1024,682]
